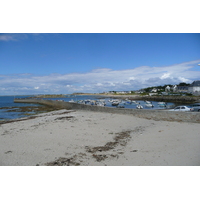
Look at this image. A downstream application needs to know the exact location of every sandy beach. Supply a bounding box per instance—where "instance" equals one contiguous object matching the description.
[0,109,200,166]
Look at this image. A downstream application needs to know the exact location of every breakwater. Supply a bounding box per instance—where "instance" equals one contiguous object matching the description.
[14,98,200,123]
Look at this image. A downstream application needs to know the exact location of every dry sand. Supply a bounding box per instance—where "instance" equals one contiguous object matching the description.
[0,109,200,166]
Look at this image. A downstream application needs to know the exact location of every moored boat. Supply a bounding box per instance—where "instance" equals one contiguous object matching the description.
[145,103,154,107]
[117,105,125,108]
[158,102,167,107]
[136,105,143,109]
[112,101,119,106]
[145,100,152,104]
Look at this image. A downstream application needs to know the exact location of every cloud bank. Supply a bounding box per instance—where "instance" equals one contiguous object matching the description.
[1,60,200,95]
[0,33,29,41]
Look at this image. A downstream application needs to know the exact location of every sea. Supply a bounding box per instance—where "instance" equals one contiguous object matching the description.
[0,95,43,121]
[0,95,176,121]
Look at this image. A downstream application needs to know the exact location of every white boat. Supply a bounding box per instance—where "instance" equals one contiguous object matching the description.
[136,105,143,109]
[112,101,119,106]
[145,103,154,107]
[96,100,106,106]
[97,103,105,106]
[132,100,137,104]
[158,102,165,104]
[125,100,132,104]
[158,102,166,107]
[77,100,84,104]
[69,99,75,102]
[85,99,91,104]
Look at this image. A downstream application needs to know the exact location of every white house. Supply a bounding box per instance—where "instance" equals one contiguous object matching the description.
[172,85,177,92]
[165,86,170,92]
[151,88,158,92]
[188,80,200,94]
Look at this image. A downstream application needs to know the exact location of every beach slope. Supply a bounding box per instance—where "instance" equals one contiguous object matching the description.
[0,109,199,166]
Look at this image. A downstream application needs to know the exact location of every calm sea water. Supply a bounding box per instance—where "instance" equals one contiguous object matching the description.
[0,96,42,120]
[0,95,176,120]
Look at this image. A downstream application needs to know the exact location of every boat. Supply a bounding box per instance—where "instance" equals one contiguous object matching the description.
[136,105,143,109]
[117,105,125,108]
[97,103,105,106]
[69,99,75,102]
[145,103,154,107]
[158,102,165,104]
[77,100,85,104]
[132,100,138,104]
[90,100,97,105]
[85,99,91,104]
[145,100,152,104]
[96,100,106,106]
[112,101,119,106]
[158,102,167,107]
[125,100,132,104]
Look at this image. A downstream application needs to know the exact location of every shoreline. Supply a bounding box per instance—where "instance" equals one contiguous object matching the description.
[0,104,60,122]
[27,93,200,103]
[13,98,200,123]
[0,109,200,166]
[0,94,198,122]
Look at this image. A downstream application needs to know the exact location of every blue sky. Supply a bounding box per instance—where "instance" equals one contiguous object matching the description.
[0,33,200,95]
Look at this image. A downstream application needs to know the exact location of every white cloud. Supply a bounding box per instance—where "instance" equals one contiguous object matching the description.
[0,33,39,42]
[128,77,135,81]
[0,59,200,95]
[96,83,103,86]
[0,34,17,41]
[161,73,171,79]
[178,77,190,83]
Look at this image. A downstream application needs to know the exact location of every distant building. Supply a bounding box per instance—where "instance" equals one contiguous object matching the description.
[177,86,189,93]
[149,93,158,96]
[165,86,170,92]
[151,88,158,93]
[188,80,200,94]
[176,80,200,95]
[172,85,177,92]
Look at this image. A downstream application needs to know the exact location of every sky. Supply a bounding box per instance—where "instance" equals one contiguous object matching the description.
[0,33,200,95]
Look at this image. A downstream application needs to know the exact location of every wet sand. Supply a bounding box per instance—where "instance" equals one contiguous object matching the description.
[0,109,200,166]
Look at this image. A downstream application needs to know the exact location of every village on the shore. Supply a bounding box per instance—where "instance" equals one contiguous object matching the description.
[35,80,200,99]
[102,80,200,97]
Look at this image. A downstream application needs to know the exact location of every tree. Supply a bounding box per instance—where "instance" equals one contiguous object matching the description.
[178,82,190,86]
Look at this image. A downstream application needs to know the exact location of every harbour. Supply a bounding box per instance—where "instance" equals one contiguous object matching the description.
[13,96,200,123]
[1,94,199,121]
